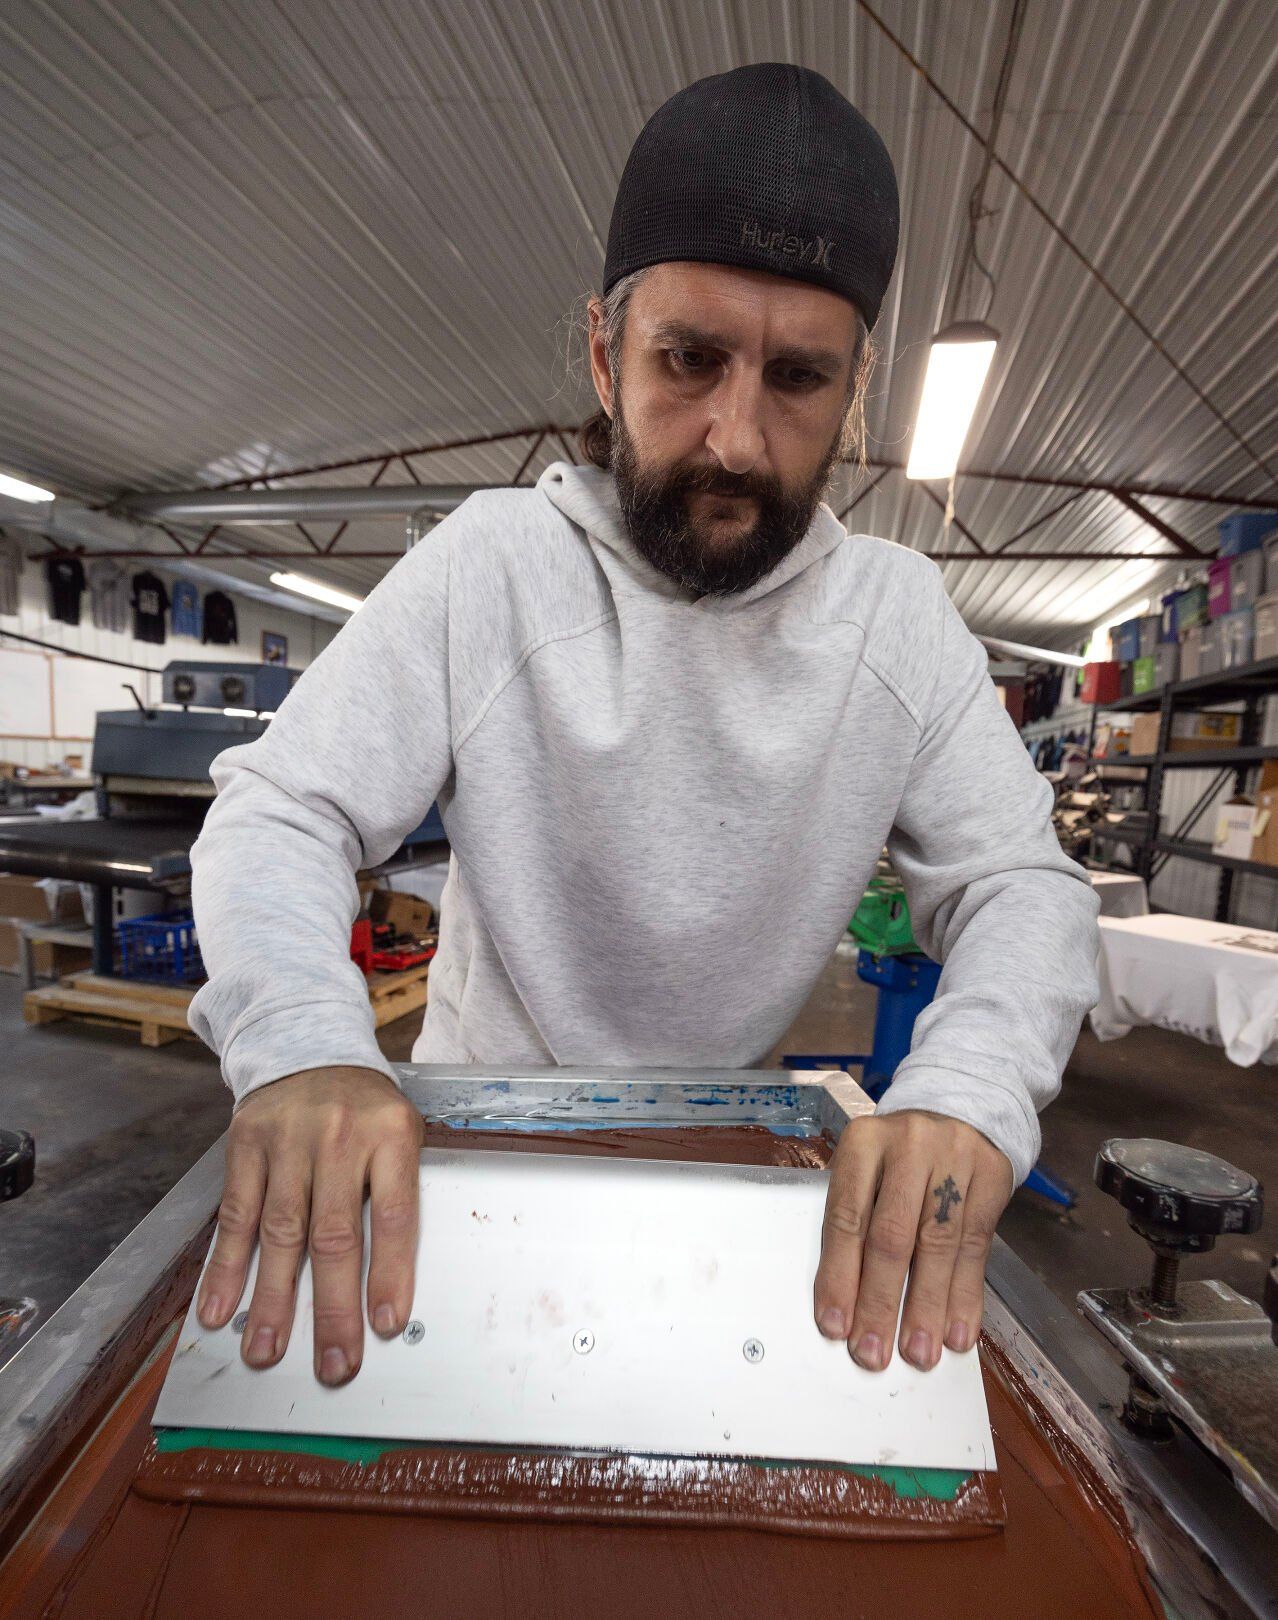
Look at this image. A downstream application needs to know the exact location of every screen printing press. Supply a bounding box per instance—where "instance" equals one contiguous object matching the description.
[0,660,447,977]
[1,1068,1275,1619]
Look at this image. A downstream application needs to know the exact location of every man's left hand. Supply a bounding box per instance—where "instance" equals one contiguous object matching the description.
[813,1111,1014,1371]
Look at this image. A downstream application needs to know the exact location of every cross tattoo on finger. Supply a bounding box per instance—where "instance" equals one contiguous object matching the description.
[932,1175,962,1224]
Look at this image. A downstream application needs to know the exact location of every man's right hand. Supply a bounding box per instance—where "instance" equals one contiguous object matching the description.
[195,1066,424,1386]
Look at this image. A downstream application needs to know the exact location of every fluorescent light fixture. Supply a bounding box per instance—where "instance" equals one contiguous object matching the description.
[223,707,258,718]
[0,470,55,503]
[906,321,999,482]
[978,634,1084,669]
[269,571,364,614]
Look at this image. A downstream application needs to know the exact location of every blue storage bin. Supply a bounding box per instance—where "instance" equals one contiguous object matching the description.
[1218,512,1278,557]
[116,909,204,984]
[1159,591,1182,643]
[1114,618,1142,662]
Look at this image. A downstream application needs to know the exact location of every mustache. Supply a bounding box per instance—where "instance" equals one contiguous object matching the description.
[664,466,782,501]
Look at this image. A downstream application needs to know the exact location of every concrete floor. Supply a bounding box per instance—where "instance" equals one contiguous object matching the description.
[2,946,1274,1373]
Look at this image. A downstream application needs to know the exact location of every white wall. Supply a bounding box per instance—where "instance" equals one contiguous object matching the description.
[0,543,340,772]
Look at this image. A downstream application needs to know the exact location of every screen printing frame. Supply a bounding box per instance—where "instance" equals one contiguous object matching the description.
[0,1065,1274,1618]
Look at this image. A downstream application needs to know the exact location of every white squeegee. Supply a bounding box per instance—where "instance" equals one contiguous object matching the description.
[155,1146,995,1473]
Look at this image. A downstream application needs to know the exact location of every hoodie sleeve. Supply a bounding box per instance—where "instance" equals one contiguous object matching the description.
[186,523,455,1106]
[876,586,1101,1187]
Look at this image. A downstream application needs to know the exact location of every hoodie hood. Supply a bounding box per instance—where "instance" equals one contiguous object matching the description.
[534,459,849,607]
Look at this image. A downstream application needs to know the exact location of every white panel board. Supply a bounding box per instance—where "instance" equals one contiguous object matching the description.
[0,648,52,737]
[51,654,126,739]
[156,1147,995,1473]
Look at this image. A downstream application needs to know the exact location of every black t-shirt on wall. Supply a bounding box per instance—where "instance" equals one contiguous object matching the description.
[201,589,238,646]
[45,554,86,625]
[131,570,170,644]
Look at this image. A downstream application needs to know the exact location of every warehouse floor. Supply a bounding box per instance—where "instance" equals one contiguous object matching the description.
[2,944,1274,1374]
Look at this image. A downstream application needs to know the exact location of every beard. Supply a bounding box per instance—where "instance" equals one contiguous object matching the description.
[610,400,845,597]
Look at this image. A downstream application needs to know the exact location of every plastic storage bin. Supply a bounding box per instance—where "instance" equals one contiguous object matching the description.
[1208,557,1233,618]
[1153,642,1179,687]
[1137,615,1161,658]
[1177,583,1209,630]
[1199,620,1222,677]
[1219,608,1253,670]
[1218,512,1278,557]
[116,910,204,984]
[1159,591,1183,643]
[1132,656,1157,695]
[1254,592,1278,663]
[1230,549,1265,612]
[1080,661,1120,704]
[1265,535,1278,598]
[1114,618,1142,662]
[1180,625,1203,680]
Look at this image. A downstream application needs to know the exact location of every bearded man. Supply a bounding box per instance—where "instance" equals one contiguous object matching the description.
[188,63,1099,1394]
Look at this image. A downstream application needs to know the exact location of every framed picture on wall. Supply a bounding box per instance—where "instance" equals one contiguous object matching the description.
[262,631,288,665]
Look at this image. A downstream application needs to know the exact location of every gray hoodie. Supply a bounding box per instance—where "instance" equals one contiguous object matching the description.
[188,460,1099,1185]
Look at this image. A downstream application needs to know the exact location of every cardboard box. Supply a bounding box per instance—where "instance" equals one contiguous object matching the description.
[369,889,435,936]
[0,875,89,977]
[1250,762,1278,867]
[1130,712,1162,756]
[1215,798,1260,860]
[1168,711,1243,751]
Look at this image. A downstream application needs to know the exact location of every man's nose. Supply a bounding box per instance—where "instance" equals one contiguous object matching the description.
[704,368,766,474]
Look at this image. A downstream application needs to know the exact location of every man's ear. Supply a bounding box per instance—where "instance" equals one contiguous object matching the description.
[586,297,615,420]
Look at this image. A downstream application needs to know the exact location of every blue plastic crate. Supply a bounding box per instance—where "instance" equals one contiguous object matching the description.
[116,909,204,984]
[1218,512,1278,558]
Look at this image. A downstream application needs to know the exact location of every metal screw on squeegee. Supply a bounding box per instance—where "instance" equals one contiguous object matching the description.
[573,1329,594,1355]
[403,1320,426,1345]
[742,1338,765,1364]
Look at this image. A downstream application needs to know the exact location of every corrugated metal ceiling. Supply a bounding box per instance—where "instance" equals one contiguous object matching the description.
[0,0,1274,644]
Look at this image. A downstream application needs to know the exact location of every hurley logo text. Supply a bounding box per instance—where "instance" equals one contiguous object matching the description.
[740,219,834,269]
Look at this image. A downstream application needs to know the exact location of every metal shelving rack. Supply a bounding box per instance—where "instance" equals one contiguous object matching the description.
[1087,654,1278,921]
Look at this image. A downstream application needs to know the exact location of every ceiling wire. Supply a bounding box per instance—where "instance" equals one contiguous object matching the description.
[855,0,1276,484]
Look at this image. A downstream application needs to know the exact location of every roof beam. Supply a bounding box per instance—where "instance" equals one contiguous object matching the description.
[1111,491,1207,558]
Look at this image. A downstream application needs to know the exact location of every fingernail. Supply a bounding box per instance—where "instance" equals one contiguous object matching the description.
[949,1321,971,1353]
[199,1294,222,1327]
[320,1347,349,1384]
[853,1333,883,1370]
[374,1304,396,1335]
[906,1329,932,1367]
[818,1307,846,1339]
[246,1327,275,1366]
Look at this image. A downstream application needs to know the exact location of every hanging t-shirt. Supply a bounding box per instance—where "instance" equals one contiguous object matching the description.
[45,554,86,625]
[131,570,170,644]
[87,559,129,633]
[0,532,23,617]
[171,579,202,638]
[201,589,238,646]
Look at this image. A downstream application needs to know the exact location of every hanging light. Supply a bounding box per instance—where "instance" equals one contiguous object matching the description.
[905,321,999,482]
[0,470,55,503]
[269,571,364,614]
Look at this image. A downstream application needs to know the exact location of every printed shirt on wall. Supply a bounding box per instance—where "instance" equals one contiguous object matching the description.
[131,570,170,644]
[171,579,202,638]
[0,533,23,617]
[87,560,129,634]
[46,554,86,626]
[201,589,238,646]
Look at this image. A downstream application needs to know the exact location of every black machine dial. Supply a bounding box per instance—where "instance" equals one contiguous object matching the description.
[1095,1137,1263,1253]
[220,674,246,705]
[172,671,197,705]
[0,1130,34,1201]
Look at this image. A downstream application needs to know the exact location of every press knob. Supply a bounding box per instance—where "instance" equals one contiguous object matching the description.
[1095,1138,1263,1307]
[0,1130,35,1202]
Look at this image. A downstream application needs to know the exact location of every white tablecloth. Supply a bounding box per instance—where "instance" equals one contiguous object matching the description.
[1089,872,1149,918]
[1090,914,1278,1065]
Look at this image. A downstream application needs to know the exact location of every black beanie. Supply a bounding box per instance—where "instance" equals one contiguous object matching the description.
[604,63,900,330]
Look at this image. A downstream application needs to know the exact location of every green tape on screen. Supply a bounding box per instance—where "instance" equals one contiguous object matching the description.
[151,1428,970,1501]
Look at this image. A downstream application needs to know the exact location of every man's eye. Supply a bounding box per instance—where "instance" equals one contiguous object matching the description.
[779,367,819,388]
[670,349,709,372]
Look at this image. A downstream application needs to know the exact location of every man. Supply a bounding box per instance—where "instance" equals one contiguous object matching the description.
[188,63,1099,1393]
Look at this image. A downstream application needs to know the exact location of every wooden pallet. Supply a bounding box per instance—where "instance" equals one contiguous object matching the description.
[23,963,429,1046]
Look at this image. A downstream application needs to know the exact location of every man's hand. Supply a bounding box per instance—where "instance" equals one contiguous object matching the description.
[195,1067,424,1386]
[813,1111,1014,1371]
